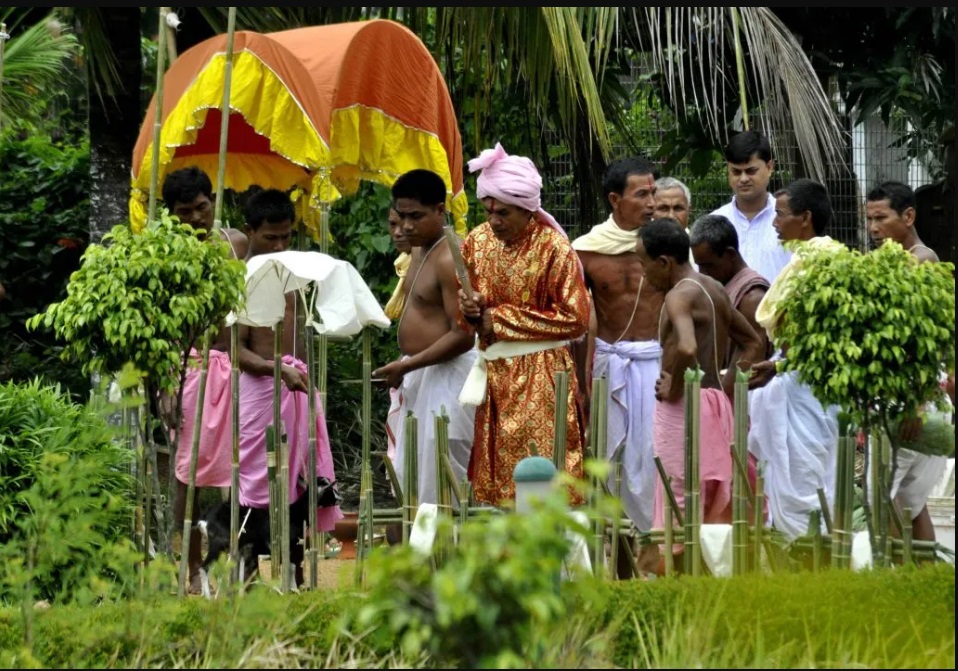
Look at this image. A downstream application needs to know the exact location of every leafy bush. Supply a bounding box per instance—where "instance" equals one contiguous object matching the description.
[0,379,136,605]
[27,211,247,397]
[0,132,91,400]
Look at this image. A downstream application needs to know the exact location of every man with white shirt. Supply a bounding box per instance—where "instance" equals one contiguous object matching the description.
[710,130,791,284]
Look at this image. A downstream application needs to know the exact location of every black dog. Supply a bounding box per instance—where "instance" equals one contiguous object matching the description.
[195,476,341,595]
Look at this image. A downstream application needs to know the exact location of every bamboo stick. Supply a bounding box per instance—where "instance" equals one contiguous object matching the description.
[435,410,452,567]
[403,412,418,545]
[374,450,404,508]
[683,368,702,577]
[552,371,569,470]
[266,425,280,581]
[753,461,765,573]
[161,8,178,63]
[178,339,211,597]
[732,371,748,575]
[0,22,10,133]
[844,436,856,566]
[280,421,292,592]
[361,329,372,469]
[610,460,622,578]
[229,322,241,593]
[269,321,283,582]
[869,428,884,564]
[211,7,236,232]
[902,506,913,566]
[809,510,822,572]
[146,10,168,226]
[654,456,685,528]
[816,487,833,535]
[663,480,674,576]
[589,377,608,578]
[304,296,319,589]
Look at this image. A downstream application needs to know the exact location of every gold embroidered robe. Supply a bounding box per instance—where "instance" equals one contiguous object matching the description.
[459,220,590,505]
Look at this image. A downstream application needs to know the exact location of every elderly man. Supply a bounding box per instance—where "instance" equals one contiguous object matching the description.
[654,176,692,229]
[457,143,591,506]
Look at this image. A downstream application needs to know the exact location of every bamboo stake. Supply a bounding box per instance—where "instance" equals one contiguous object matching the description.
[229,322,241,593]
[435,410,452,567]
[589,377,608,578]
[362,329,372,469]
[809,510,822,572]
[816,487,834,535]
[211,7,237,231]
[280,421,291,593]
[870,428,884,564]
[902,506,913,566]
[663,479,674,576]
[268,319,284,583]
[178,339,211,597]
[139,400,153,569]
[753,463,766,573]
[552,371,569,470]
[732,370,749,575]
[610,460,622,578]
[146,10,168,226]
[654,456,685,528]
[683,368,702,577]
[0,22,10,133]
[831,436,847,569]
[731,8,750,131]
[304,308,319,589]
[403,412,418,545]
[161,7,178,64]
[266,425,280,581]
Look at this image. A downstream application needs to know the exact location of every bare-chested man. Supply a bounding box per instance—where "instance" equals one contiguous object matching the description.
[161,166,249,594]
[571,156,664,576]
[236,188,342,587]
[867,179,950,544]
[636,218,764,568]
[374,169,477,506]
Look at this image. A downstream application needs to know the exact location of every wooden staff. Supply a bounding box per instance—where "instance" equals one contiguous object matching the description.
[443,225,473,297]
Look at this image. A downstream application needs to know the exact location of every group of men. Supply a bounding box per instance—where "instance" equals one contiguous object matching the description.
[375,129,952,576]
[161,167,342,593]
[167,126,951,588]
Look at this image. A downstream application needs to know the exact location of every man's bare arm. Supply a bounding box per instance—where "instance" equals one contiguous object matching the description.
[236,323,307,391]
[663,290,697,402]
[723,306,764,396]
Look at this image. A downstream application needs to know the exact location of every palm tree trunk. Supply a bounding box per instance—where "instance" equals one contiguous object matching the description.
[87,8,141,243]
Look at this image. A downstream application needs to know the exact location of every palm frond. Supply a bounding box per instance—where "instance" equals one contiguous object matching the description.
[0,14,78,126]
[59,8,122,106]
[629,7,846,181]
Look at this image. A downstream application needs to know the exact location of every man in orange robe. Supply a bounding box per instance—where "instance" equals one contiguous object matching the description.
[457,143,591,506]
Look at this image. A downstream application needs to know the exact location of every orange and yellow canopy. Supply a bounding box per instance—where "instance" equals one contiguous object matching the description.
[130,19,467,236]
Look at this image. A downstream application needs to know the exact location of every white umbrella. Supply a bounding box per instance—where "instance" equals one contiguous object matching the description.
[237,250,391,334]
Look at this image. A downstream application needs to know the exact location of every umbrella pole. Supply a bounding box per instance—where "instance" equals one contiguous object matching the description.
[146,10,168,226]
[212,7,237,231]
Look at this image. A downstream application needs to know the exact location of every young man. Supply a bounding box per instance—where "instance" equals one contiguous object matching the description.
[866,180,950,544]
[710,130,791,284]
[236,188,342,587]
[689,214,771,370]
[636,218,765,567]
[653,176,692,229]
[383,205,413,322]
[458,143,590,506]
[374,169,477,507]
[749,178,843,542]
[571,157,664,553]
[161,166,248,595]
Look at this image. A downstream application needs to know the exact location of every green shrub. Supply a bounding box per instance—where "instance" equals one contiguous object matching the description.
[0,379,136,606]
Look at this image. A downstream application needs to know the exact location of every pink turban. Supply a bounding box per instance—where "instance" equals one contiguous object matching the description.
[467,143,568,239]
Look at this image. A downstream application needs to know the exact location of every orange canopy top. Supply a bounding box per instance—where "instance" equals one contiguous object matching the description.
[130,19,467,236]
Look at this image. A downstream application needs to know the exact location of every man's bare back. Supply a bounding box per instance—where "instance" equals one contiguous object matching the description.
[579,251,663,342]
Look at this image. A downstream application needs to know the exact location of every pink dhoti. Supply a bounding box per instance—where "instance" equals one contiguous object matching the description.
[653,387,734,554]
[238,355,342,532]
[175,349,233,488]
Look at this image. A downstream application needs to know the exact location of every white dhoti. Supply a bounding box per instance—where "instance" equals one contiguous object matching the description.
[748,370,840,541]
[386,349,478,505]
[592,338,662,531]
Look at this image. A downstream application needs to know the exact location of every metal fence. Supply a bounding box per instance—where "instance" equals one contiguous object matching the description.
[539,69,942,252]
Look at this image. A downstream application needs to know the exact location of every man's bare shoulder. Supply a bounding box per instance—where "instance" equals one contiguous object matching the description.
[912,247,940,264]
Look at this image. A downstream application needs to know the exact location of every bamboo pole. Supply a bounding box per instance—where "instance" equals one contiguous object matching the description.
[0,22,9,133]
[654,456,685,528]
[178,339,211,597]
[753,463,765,573]
[662,479,674,576]
[146,11,168,226]
[304,302,319,589]
[731,8,750,131]
[732,370,749,575]
[403,412,418,544]
[816,487,834,535]
[870,428,884,565]
[589,377,608,578]
[552,371,569,470]
[229,322,241,593]
[683,368,702,577]
[266,425,280,581]
[268,320,284,582]
[211,7,237,232]
[435,410,451,567]
[139,400,153,569]
[610,460,622,578]
[161,7,178,64]
[902,506,913,566]
[280,422,291,593]
[809,510,822,572]
[361,329,372,469]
